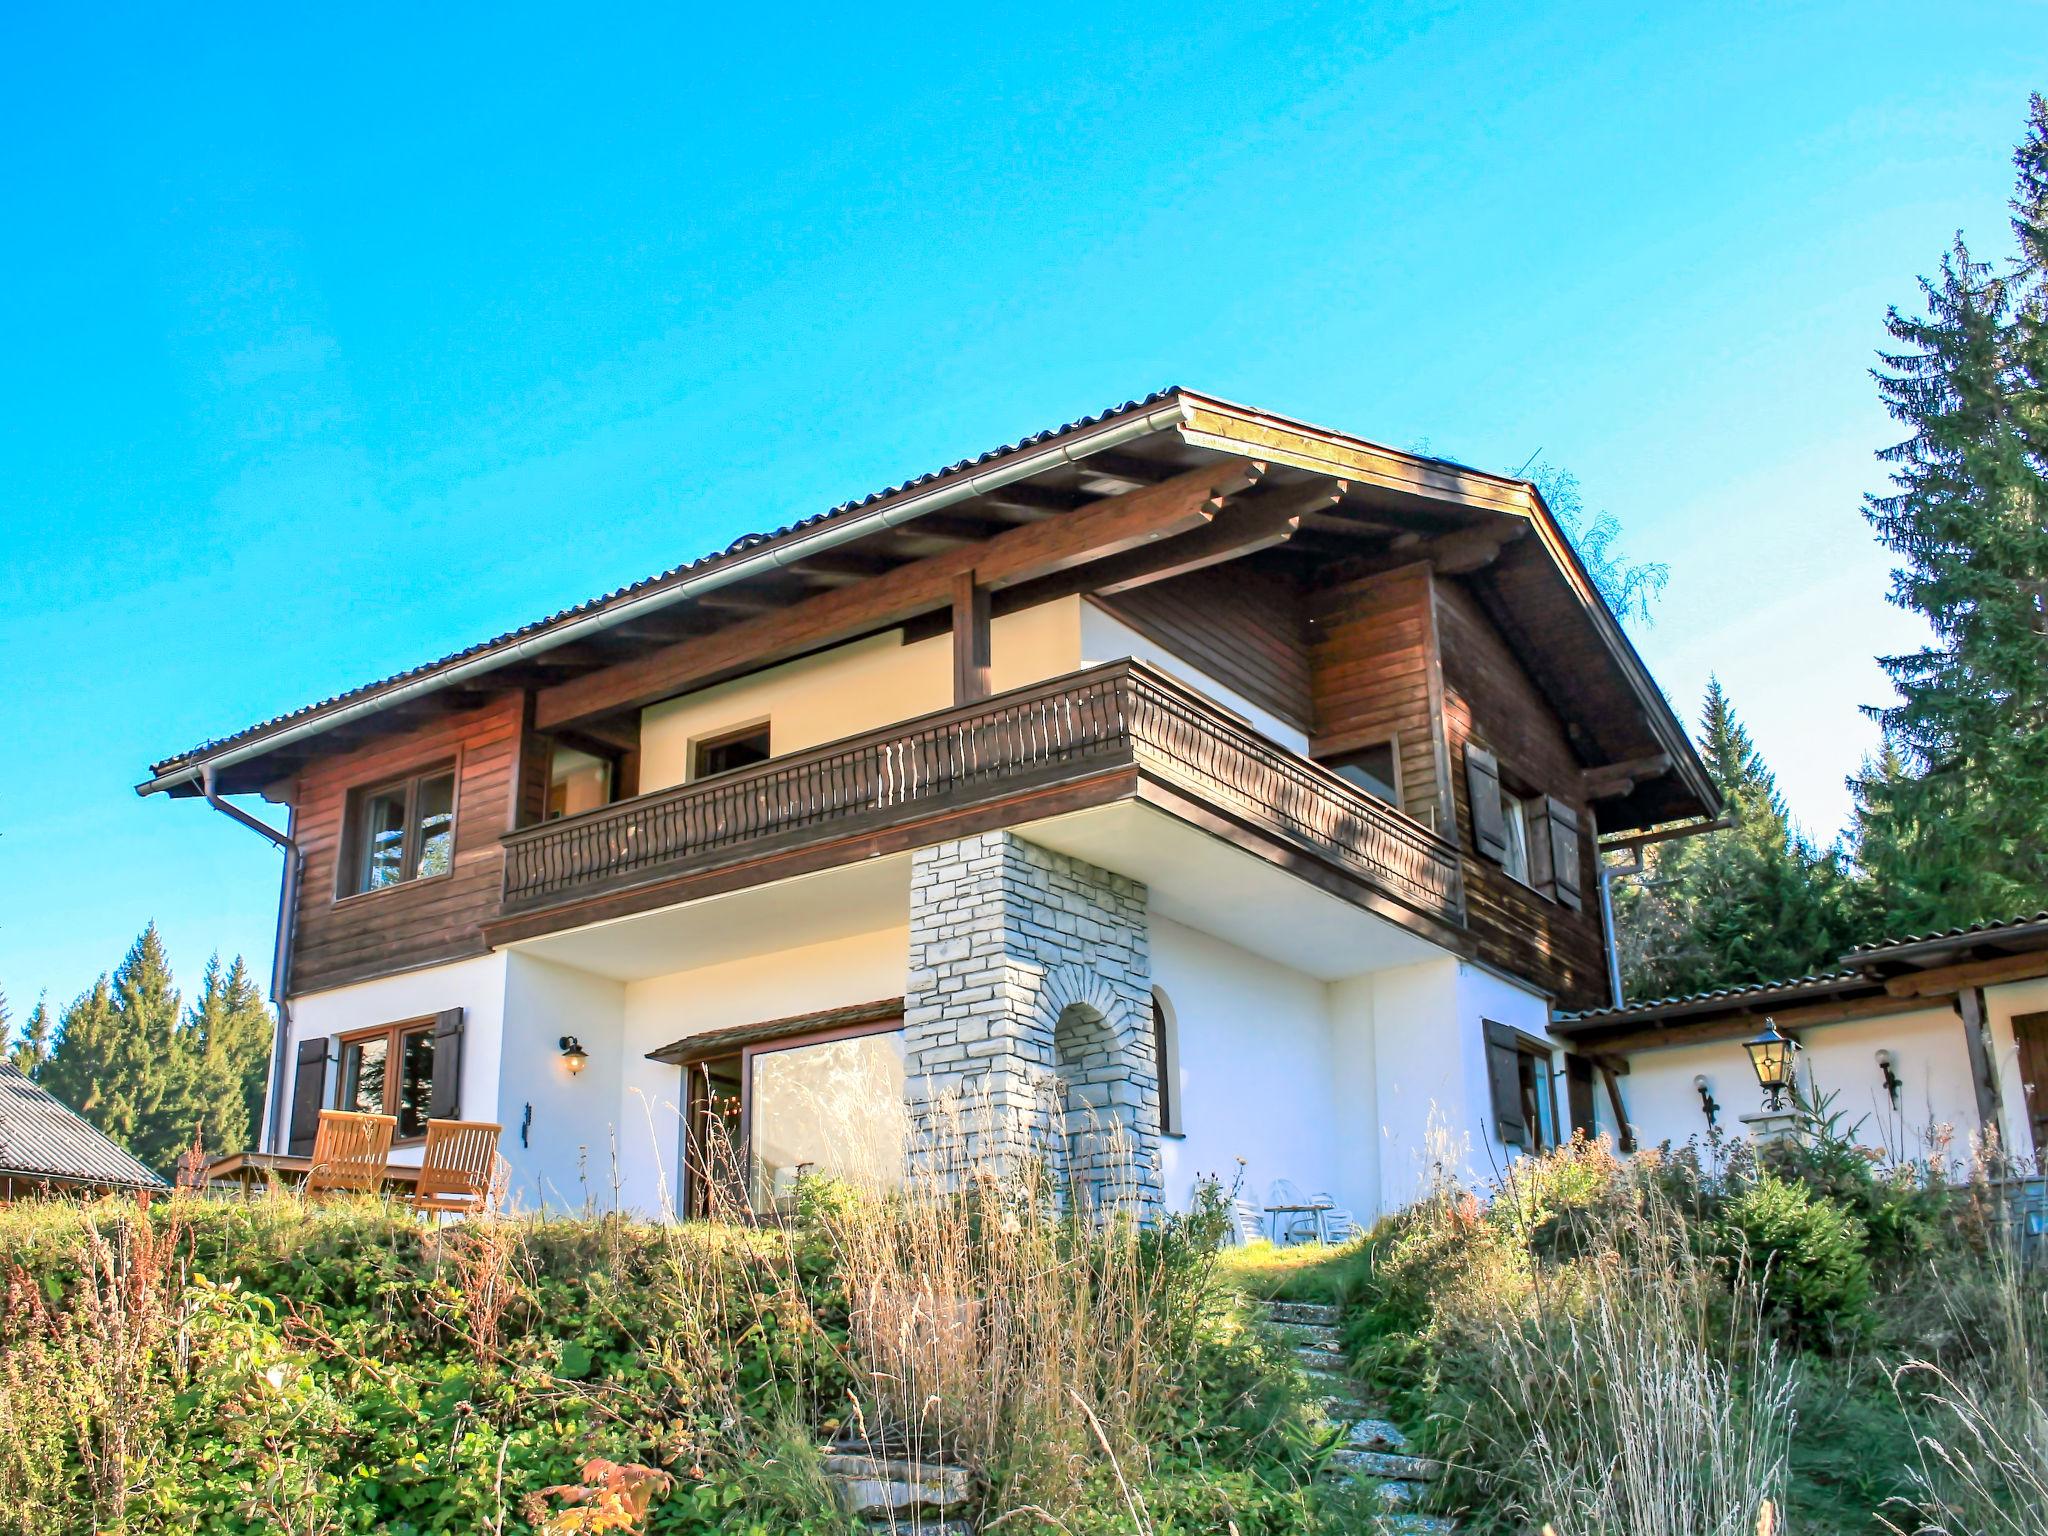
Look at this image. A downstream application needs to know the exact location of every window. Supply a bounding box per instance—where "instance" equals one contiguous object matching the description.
[1152,989,1184,1137]
[338,1020,437,1139]
[1324,739,1401,807]
[341,765,455,896]
[679,1014,907,1217]
[1501,794,1532,883]
[692,722,771,781]
[546,745,614,820]
[1483,1020,1559,1151]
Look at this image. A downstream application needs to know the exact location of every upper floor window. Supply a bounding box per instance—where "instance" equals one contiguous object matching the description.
[1324,738,1401,808]
[340,764,455,896]
[693,722,771,781]
[547,745,614,820]
[1463,745,1583,910]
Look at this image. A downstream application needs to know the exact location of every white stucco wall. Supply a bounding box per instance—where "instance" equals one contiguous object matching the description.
[497,953,626,1212]
[280,953,509,1165]
[1151,916,1338,1216]
[611,927,912,1215]
[637,601,1084,792]
[1618,984,2040,1166]
[1078,601,1312,755]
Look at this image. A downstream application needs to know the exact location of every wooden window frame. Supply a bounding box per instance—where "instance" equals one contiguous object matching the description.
[334,757,460,902]
[1485,1019,1560,1151]
[335,1017,438,1144]
[688,719,773,784]
[543,736,622,823]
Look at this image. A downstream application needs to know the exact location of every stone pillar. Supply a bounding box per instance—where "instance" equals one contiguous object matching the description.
[903,831,1160,1212]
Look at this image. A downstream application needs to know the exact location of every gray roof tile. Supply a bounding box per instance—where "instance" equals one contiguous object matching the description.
[0,1065,167,1189]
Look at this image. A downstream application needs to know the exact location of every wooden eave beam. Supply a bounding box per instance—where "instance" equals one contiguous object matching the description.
[1582,754,1674,801]
[534,461,1261,731]
[1092,480,1331,595]
[1882,950,2048,998]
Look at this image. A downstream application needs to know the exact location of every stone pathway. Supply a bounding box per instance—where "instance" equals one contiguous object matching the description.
[1261,1299,1457,1535]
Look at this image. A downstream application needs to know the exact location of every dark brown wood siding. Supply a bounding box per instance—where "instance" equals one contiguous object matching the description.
[288,693,527,998]
[1093,561,1313,732]
[1306,564,1450,832]
[1435,577,1608,1008]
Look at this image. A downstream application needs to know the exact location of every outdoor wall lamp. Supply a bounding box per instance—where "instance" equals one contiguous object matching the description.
[559,1036,589,1075]
[1876,1048,1902,1111]
[1743,1019,1800,1111]
[1693,1073,1720,1129]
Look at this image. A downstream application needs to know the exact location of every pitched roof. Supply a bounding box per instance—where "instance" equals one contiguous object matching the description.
[142,389,1188,786]
[1553,910,2048,1037]
[0,1065,166,1190]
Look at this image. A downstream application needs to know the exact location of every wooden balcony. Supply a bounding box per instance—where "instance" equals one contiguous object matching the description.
[498,660,1465,931]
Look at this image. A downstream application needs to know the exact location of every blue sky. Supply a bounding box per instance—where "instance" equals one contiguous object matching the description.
[2,3,2042,1016]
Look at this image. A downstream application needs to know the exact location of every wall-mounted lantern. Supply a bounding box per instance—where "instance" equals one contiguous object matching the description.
[1876,1048,1902,1112]
[559,1035,589,1075]
[1693,1073,1720,1129]
[1743,1019,1800,1112]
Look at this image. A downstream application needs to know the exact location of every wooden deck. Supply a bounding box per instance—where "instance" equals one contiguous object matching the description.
[499,659,1465,930]
[202,1150,422,1194]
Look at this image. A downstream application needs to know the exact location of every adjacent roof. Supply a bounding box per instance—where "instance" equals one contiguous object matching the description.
[0,1065,167,1190]
[1554,910,2048,1040]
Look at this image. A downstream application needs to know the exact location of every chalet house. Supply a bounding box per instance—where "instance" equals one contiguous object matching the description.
[1558,913,2048,1171]
[141,389,1719,1218]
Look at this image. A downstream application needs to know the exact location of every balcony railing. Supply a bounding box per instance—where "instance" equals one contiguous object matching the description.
[500,660,1464,925]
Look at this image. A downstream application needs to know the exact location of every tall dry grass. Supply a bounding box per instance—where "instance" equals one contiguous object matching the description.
[1395,1143,1796,1536]
[1887,1228,2048,1535]
[678,1076,1228,1529]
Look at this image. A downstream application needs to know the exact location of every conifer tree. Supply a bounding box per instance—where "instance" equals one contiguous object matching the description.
[1618,681,1857,998]
[183,955,274,1157]
[42,927,186,1169]
[1851,99,2048,928]
[4,996,54,1079]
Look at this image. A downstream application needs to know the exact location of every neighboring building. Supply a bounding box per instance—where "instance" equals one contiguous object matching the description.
[1555,914,2048,1167]
[0,1064,167,1200]
[140,388,1718,1219]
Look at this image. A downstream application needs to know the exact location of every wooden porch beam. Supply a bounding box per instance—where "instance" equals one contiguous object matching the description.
[1957,986,2004,1138]
[952,571,991,704]
[535,461,1259,730]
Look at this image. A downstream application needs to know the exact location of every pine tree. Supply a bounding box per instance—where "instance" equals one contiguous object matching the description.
[1854,134,2048,927]
[183,955,274,1157]
[42,926,186,1170]
[5,996,54,1079]
[1618,680,1857,998]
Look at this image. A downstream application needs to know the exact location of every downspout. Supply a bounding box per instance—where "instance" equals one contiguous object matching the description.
[1596,846,1644,1011]
[201,766,301,1153]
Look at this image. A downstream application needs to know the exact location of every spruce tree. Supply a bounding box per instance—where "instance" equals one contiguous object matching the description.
[42,927,186,1169]
[1855,100,2048,928]
[1618,680,1857,998]
[4,996,54,1079]
[183,955,274,1157]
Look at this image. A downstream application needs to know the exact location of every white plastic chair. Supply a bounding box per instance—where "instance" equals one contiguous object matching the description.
[1231,1197,1268,1246]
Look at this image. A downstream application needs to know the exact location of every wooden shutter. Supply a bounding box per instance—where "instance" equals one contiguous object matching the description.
[1483,1020,1527,1147]
[1565,1054,1598,1140]
[1546,797,1583,910]
[1466,745,1509,864]
[429,1008,465,1121]
[287,1037,328,1156]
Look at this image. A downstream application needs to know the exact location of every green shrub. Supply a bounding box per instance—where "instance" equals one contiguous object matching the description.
[1714,1173,1875,1346]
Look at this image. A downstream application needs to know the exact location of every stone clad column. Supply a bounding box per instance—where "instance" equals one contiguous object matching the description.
[903,830,1160,1212]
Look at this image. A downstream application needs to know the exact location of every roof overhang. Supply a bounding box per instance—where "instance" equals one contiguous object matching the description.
[140,388,1715,831]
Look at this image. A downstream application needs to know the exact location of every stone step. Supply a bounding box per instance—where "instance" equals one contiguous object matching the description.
[1263,1300,1343,1326]
[1278,1322,1346,1349]
[1293,1343,1346,1369]
[1343,1417,1410,1452]
[1332,1448,1441,1482]
[822,1454,973,1519]
[1372,1516,1457,1535]
[1372,1480,1425,1510]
